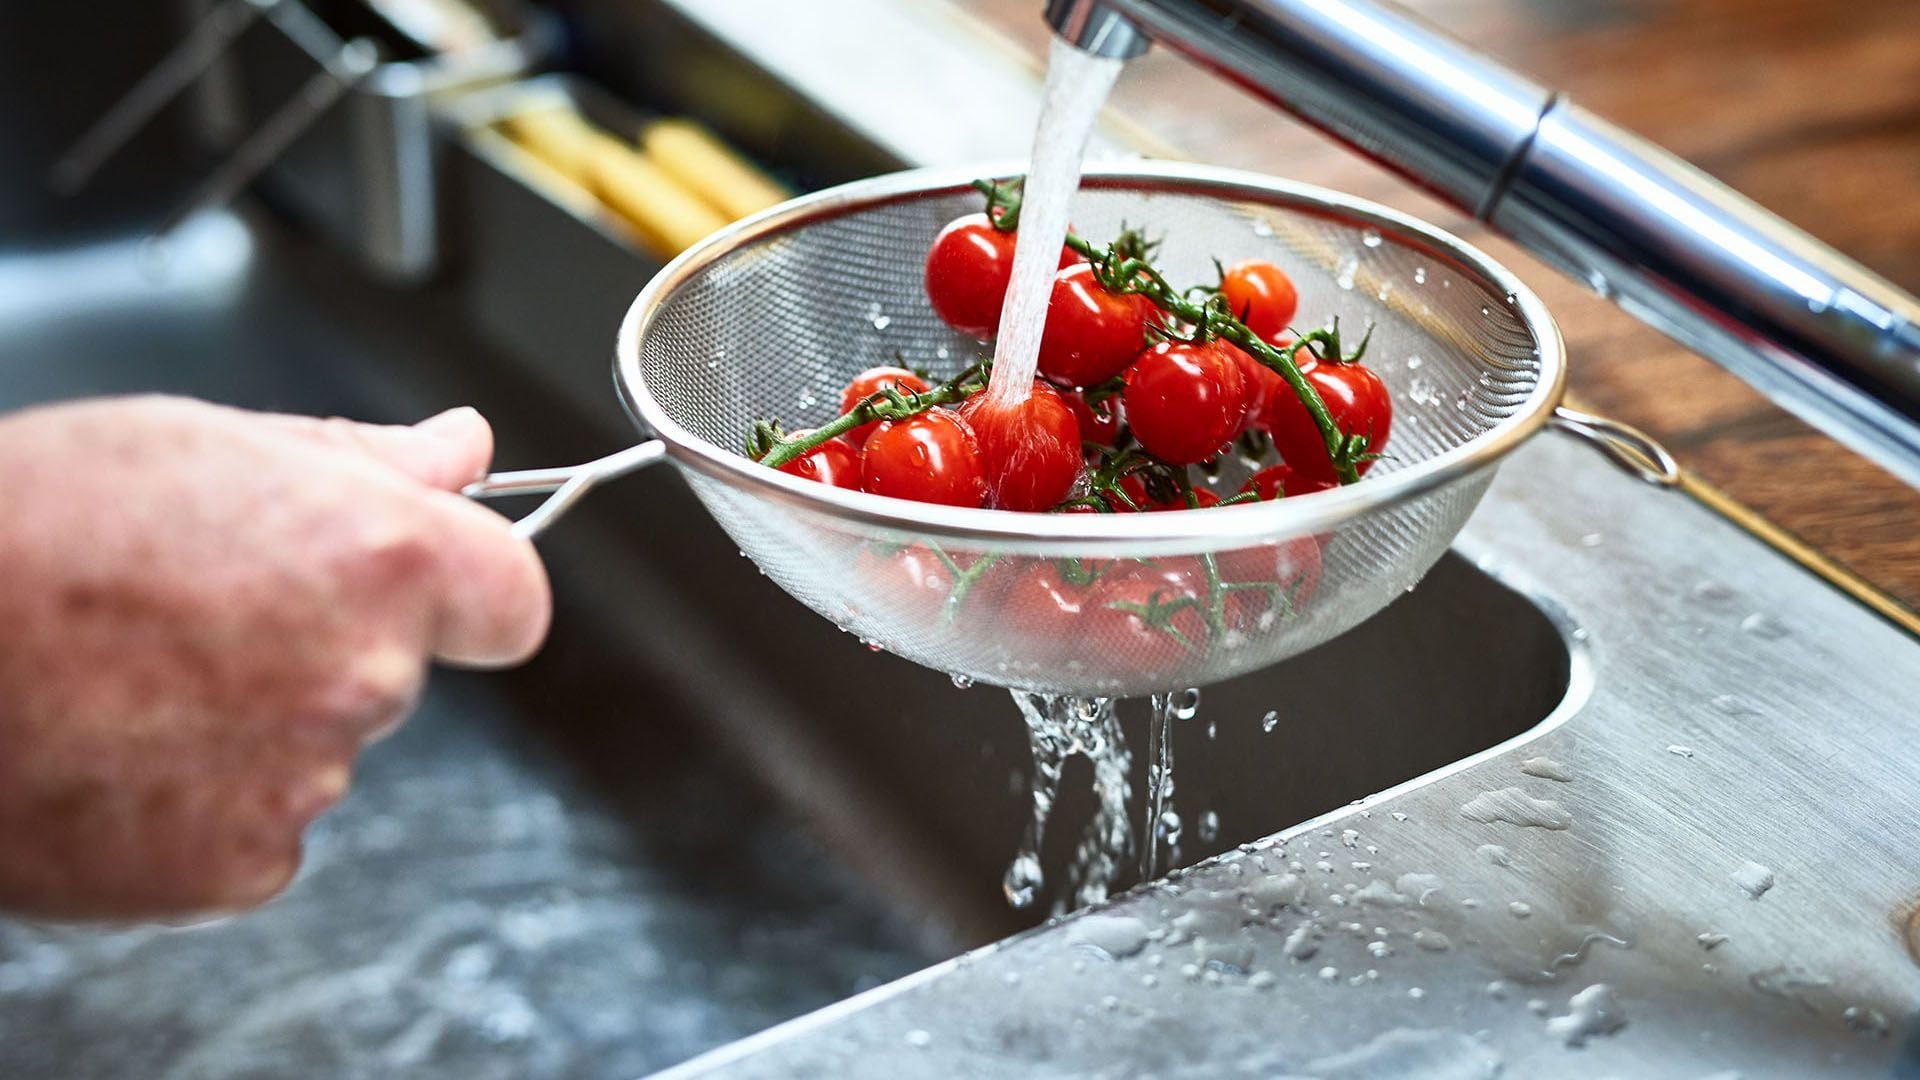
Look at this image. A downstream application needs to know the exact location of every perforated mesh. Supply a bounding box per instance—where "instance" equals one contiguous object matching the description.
[633,175,1549,696]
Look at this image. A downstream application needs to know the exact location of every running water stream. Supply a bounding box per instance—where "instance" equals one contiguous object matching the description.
[984,37,1124,405]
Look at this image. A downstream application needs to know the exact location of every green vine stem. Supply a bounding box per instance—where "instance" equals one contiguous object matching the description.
[753,359,990,469]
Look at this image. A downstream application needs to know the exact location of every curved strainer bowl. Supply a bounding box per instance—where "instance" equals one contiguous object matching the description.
[469,162,1676,698]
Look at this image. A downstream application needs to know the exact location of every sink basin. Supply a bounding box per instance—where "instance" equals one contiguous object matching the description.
[0,207,1576,1076]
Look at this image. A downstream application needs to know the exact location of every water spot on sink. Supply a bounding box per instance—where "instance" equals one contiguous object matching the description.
[949,673,974,689]
[1396,873,1445,905]
[1391,812,1410,823]
[1750,965,1831,1011]
[1546,984,1627,1046]
[1341,829,1361,849]
[1690,580,1736,606]
[1843,1005,1890,1037]
[1284,923,1320,961]
[904,1028,932,1048]
[1069,915,1149,960]
[1548,932,1632,971]
[1305,1028,1503,1079]
[1697,932,1729,950]
[1354,880,1410,908]
[1508,901,1533,919]
[1486,979,1511,1000]
[1319,965,1340,982]
[1478,844,1513,867]
[1460,788,1572,830]
[1731,861,1775,899]
[1667,745,1697,759]
[1739,613,1790,640]
[1520,757,1574,783]
[1413,929,1452,952]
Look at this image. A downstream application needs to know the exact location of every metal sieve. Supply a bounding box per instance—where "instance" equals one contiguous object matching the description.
[466,162,1677,698]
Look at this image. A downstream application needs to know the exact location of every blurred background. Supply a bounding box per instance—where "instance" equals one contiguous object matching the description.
[0,0,1915,1076]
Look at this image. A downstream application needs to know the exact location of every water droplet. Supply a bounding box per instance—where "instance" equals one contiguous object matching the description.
[1478,843,1512,867]
[1318,965,1340,982]
[950,672,974,689]
[1580,532,1605,547]
[1408,986,1427,1000]
[905,1028,933,1048]
[1171,688,1200,720]
[1739,613,1790,640]
[1335,255,1360,290]
[1261,710,1279,733]
[1414,929,1452,952]
[1251,218,1275,237]
[1360,228,1383,248]
[1367,939,1393,959]
[1248,971,1277,989]
[1844,1006,1891,1037]
[1003,852,1043,908]
[1690,579,1735,605]
[1198,810,1220,843]
[1404,354,1424,370]
[1487,980,1511,1000]
[1508,901,1533,918]
[1730,860,1775,899]
[1413,267,1428,285]
[1520,756,1574,783]
[1407,376,1440,407]
[1316,860,1335,874]
[1696,932,1729,950]
[1205,720,1218,740]
[935,344,950,360]
[1140,973,1159,988]
[1460,787,1572,830]
[1667,744,1697,759]
[1546,984,1627,1046]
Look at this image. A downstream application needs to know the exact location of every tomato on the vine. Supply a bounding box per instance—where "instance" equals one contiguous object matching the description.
[1036,263,1156,388]
[1242,463,1337,502]
[959,381,1083,512]
[1228,338,1287,436]
[1122,339,1248,465]
[1259,355,1392,485]
[924,213,1077,338]
[774,430,860,488]
[1062,390,1122,450]
[1220,259,1299,344]
[854,543,958,626]
[1078,562,1209,681]
[1217,535,1324,627]
[839,366,931,448]
[994,560,1094,665]
[860,409,989,507]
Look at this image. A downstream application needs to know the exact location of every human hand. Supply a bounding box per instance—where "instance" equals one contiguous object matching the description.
[0,396,550,920]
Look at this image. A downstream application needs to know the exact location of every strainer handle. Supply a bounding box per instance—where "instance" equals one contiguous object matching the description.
[462,441,668,540]
[1548,406,1681,487]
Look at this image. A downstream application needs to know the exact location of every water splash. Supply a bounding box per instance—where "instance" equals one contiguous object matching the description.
[1004,692,1133,910]
[1141,692,1183,880]
[1545,984,1627,1046]
[1459,787,1573,830]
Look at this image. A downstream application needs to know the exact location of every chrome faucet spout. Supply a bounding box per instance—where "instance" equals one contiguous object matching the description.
[1043,0,1920,488]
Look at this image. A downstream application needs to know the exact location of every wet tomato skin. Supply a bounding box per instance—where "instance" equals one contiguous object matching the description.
[1259,356,1393,485]
[775,430,861,489]
[1122,340,1248,465]
[1220,259,1299,344]
[924,213,1078,338]
[959,381,1084,512]
[839,366,931,448]
[1036,263,1156,388]
[859,409,989,508]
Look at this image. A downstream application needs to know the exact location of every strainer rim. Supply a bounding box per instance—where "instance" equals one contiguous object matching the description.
[614,161,1566,548]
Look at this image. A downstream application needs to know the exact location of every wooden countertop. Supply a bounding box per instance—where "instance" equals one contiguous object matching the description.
[964,0,1920,617]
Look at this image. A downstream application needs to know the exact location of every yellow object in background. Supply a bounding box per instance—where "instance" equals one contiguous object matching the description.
[640,118,792,221]
[579,130,731,256]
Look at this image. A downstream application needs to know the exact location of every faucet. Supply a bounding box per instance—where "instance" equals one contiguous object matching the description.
[1046,0,1920,489]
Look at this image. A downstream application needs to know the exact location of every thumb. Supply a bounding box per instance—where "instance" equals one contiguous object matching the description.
[278,407,496,492]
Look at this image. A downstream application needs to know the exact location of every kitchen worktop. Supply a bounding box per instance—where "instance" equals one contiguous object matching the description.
[967,0,1920,616]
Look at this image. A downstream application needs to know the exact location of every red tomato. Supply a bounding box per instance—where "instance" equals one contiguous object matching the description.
[1260,357,1393,485]
[1228,339,1287,436]
[995,560,1092,665]
[1145,487,1221,512]
[1079,563,1210,681]
[924,213,1078,338]
[1243,463,1338,502]
[775,431,861,489]
[1036,264,1156,387]
[860,409,989,508]
[1122,340,1248,465]
[840,366,931,448]
[958,381,1083,512]
[854,543,957,626]
[1216,535,1323,627]
[1062,390,1122,450]
[1220,259,1299,344]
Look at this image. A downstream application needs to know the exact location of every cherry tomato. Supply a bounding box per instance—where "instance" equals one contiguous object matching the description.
[1227,339,1287,436]
[840,366,931,448]
[1243,463,1338,502]
[1216,535,1323,628]
[1062,390,1122,450]
[995,560,1093,666]
[924,213,1078,338]
[1220,259,1299,344]
[1260,356,1393,485]
[775,430,861,489]
[860,409,989,507]
[854,543,958,627]
[1036,264,1156,387]
[1145,487,1221,512]
[1122,340,1248,465]
[958,381,1083,512]
[1078,562,1209,682]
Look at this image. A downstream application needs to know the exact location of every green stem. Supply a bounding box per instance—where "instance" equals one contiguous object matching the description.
[758,359,990,469]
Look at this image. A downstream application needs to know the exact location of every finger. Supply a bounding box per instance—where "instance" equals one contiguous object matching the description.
[273,407,496,492]
[417,491,553,667]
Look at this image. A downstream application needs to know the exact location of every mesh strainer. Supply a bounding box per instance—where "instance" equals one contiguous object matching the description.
[467,162,1677,698]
